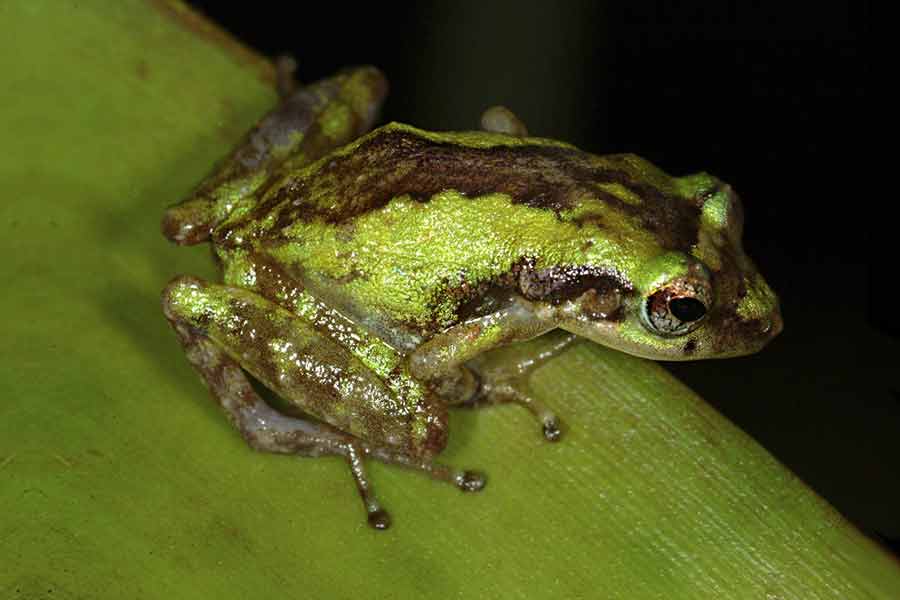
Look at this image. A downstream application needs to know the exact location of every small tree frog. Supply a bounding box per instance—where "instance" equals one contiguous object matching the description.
[161,62,782,529]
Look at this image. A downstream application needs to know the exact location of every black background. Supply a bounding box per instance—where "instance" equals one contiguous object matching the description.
[186,1,890,552]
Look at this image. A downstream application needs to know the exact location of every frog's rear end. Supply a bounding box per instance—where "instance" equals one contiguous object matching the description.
[162,63,388,247]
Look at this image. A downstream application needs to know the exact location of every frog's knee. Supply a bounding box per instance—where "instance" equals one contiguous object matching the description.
[161,275,208,323]
[161,198,215,245]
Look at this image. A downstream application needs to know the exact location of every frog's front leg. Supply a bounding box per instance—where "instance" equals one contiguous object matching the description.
[162,276,484,529]
[464,331,581,441]
[408,300,577,441]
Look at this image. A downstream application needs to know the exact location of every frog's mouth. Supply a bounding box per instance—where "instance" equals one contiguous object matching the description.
[682,304,783,360]
[691,303,783,360]
[559,304,783,361]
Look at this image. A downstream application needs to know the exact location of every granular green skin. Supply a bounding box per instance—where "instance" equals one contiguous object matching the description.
[289,289,403,379]
[270,190,658,331]
[164,67,388,245]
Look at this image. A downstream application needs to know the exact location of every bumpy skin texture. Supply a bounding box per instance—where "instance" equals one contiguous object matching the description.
[161,65,781,528]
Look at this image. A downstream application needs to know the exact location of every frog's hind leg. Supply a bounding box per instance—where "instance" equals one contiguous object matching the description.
[162,65,388,245]
[168,324,394,527]
[162,275,483,529]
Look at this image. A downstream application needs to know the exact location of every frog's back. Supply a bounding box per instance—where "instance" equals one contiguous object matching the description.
[228,123,704,344]
[251,122,697,244]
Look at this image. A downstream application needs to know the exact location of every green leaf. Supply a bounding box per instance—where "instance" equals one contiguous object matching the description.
[2,1,897,598]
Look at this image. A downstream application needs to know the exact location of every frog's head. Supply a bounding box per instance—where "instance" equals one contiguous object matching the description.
[551,171,782,360]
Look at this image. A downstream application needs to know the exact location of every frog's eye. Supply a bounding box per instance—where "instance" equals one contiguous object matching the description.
[642,280,710,337]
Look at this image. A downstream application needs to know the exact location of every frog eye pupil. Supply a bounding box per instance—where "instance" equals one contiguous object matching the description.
[644,285,710,337]
[670,297,706,322]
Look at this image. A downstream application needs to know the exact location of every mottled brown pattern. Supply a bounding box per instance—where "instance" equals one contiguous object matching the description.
[518,262,631,305]
[266,128,701,251]
[420,401,450,459]
[246,251,306,310]
[703,242,767,354]
[708,310,765,355]
[454,279,520,323]
[167,69,388,247]
[244,82,342,171]
[444,258,633,327]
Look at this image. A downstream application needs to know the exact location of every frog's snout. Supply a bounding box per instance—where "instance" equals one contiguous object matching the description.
[765,310,784,338]
[751,305,783,352]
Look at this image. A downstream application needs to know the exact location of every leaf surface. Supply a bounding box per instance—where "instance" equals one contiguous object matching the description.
[1,2,897,598]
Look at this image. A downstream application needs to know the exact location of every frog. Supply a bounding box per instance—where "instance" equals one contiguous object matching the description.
[161,61,782,530]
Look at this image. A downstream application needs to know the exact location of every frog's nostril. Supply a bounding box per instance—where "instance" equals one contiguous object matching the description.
[764,312,784,337]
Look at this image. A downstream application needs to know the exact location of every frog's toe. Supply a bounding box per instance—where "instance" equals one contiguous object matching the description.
[366,508,392,530]
[542,417,562,442]
[479,379,564,444]
[455,470,487,492]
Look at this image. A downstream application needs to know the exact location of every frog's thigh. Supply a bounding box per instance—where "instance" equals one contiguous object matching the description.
[162,315,354,460]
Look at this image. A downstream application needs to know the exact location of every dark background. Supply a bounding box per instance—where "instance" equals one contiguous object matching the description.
[186,1,890,552]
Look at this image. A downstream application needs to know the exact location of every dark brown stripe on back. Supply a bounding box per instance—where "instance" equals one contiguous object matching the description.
[269,128,700,251]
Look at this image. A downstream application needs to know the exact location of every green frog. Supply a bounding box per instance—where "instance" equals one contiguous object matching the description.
[161,62,782,529]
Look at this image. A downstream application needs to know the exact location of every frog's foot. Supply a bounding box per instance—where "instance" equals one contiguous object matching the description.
[469,372,563,442]
[163,301,484,530]
[237,391,486,530]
